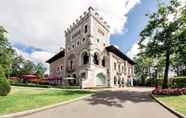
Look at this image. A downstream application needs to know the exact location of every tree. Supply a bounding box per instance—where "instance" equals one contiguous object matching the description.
[172,5,186,76]
[35,63,46,79]
[139,0,185,88]
[22,60,35,75]
[0,26,15,76]
[10,56,25,77]
[134,56,153,85]
[10,56,35,78]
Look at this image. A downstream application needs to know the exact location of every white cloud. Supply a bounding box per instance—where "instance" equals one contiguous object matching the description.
[127,42,140,59]
[14,47,54,74]
[0,0,140,52]
[114,45,120,49]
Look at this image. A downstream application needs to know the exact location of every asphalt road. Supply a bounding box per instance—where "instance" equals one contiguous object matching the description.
[20,87,178,118]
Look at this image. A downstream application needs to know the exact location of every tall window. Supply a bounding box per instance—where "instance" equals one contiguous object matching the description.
[114,62,116,70]
[84,25,88,33]
[118,64,120,72]
[67,54,75,71]
[114,76,117,85]
[82,52,89,65]
[93,53,99,65]
[70,60,73,70]
[102,57,105,67]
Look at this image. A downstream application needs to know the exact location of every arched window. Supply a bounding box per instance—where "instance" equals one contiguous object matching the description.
[93,53,99,65]
[114,76,117,85]
[84,25,88,33]
[102,57,105,67]
[81,51,89,65]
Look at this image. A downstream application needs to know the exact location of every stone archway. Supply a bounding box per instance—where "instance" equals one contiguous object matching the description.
[96,73,106,86]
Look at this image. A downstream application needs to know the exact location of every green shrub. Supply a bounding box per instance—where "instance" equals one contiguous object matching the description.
[0,67,11,96]
[172,76,186,88]
[11,83,50,88]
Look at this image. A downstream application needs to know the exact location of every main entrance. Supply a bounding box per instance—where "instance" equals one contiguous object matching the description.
[96,73,105,86]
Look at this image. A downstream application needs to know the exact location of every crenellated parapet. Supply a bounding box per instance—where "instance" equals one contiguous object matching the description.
[65,6,110,36]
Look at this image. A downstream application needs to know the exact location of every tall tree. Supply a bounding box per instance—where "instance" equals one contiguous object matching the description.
[139,0,185,88]
[134,56,153,85]
[0,26,14,76]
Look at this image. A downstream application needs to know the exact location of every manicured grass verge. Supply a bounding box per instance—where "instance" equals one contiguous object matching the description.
[0,86,92,115]
[155,95,186,116]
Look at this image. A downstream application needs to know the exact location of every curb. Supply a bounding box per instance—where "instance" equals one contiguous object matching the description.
[0,94,93,118]
[151,94,186,118]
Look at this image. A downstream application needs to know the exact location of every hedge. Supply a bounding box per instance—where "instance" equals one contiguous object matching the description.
[172,76,186,88]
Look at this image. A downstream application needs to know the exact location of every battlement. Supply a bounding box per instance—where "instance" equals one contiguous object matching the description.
[65,6,110,36]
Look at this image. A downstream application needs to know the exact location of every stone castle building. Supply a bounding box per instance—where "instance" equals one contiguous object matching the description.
[47,7,135,88]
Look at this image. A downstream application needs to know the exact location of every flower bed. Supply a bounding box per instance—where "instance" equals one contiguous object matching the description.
[152,88,186,95]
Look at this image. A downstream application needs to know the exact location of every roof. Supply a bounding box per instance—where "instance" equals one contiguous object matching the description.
[46,50,65,63]
[106,45,135,65]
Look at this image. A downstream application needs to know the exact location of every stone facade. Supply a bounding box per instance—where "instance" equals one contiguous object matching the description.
[108,52,134,88]
[46,50,65,79]
[47,7,135,88]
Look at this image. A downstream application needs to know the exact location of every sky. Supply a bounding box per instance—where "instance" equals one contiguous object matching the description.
[0,0,170,73]
[111,0,159,53]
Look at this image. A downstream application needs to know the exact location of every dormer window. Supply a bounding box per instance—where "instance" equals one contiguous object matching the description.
[84,25,88,33]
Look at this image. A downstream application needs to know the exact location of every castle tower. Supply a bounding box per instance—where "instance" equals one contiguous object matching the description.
[64,6,110,88]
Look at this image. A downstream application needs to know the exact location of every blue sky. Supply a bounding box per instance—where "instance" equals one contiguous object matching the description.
[14,43,43,54]
[111,0,162,53]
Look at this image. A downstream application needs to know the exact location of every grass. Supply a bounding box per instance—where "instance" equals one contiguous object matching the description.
[156,95,186,116]
[0,86,92,115]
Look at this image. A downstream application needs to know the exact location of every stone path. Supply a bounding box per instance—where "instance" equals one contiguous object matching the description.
[20,87,178,118]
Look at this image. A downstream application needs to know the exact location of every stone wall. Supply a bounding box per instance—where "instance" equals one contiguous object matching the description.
[49,57,64,78]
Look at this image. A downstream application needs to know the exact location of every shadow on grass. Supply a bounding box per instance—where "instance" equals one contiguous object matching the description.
[84,90,153,108]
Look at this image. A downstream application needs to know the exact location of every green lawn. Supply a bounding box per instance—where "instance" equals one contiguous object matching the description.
[0,86,92,115]
[156,95,186,116]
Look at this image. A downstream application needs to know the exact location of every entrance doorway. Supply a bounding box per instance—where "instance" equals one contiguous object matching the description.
[96,73,105,86]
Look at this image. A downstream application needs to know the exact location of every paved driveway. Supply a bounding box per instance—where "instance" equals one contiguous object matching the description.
[20,87,177,118]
